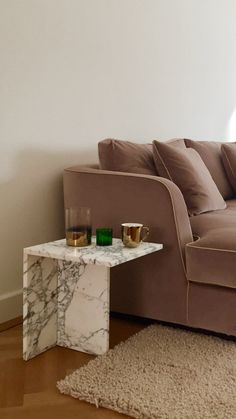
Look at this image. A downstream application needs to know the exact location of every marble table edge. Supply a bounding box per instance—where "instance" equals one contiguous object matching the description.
[23,240,163,268]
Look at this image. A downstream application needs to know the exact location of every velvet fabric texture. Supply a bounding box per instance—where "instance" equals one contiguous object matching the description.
[186,227,236,289]
[185,139,234,199]
[64,163,236,336]
[152,140,226,216]
[190,199,236,237]
[151,138,186,177]
[64,165,192,325]
[221,143,236,192]
[98,138,157,176]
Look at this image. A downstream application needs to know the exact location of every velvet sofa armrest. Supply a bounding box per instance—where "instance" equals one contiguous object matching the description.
[63,165,193,267]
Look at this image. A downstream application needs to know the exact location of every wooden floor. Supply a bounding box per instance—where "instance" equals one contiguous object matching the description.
[0,315,151,419]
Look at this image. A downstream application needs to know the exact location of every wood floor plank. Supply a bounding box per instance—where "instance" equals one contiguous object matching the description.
[0,315,150,419]
[0,358,24,408]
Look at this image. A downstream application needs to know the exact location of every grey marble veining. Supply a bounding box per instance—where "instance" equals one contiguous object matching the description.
[23,255,58,360]
[23,238,163,360]
[24,238,163,267]
[57,261,109,354]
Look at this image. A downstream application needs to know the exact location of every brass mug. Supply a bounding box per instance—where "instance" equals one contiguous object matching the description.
[121,223,149,248]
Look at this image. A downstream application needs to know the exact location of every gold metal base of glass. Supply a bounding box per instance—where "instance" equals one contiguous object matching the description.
[66,231,91,247]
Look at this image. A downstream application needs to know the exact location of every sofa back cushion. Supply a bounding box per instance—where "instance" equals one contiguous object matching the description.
[98,139,157,175]
[152,138,186,176]
[221,143,236,191]
[153,140,226,216]
[184,139,234,199]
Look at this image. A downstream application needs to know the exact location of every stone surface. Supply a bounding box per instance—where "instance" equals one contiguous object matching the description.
[24,238,163,267]
[23,238,163,360]
[57,261,110,355]
[23,255,58,360]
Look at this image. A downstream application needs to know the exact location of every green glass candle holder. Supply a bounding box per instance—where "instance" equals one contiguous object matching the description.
[96,228,113,246]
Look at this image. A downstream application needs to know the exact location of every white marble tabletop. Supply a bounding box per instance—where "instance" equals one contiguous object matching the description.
[24,238,163,268]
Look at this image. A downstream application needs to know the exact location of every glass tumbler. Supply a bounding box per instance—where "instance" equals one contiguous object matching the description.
[96,228,113,246]
[65,207,92,247]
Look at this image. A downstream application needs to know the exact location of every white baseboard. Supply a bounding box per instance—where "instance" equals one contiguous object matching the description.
[0,289,22,323]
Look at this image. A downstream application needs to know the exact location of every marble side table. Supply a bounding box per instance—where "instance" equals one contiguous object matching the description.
[23,238,163,360]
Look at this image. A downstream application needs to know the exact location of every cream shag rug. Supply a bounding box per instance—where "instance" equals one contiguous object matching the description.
[57,325,236,418]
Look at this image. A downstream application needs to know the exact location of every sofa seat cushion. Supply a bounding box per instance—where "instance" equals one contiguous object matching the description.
[186,200,236,289]
[190,199,236,236]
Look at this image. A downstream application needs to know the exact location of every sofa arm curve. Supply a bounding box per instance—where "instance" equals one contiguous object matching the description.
[63,165,193,267]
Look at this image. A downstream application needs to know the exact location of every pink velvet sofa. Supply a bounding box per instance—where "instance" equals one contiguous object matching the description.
[63,138,236,337]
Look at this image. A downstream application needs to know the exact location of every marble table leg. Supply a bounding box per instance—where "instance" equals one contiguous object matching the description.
[23,255,110,360]
[23,254,58,360]
[57,260,110,355]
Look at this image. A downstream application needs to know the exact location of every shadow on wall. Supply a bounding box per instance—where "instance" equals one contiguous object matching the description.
[0,147,97,295]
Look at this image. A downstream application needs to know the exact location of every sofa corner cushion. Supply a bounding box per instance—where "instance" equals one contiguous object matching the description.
[98,138,157,176]
[184,139,234,199]
[152,140,226,216]
[221,143,236,192]
[186,228,236,289]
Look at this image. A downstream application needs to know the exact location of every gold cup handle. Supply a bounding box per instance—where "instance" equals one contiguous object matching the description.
[141,226,149,242]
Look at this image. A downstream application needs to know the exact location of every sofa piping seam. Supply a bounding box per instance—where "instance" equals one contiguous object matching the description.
[188,278,236,290]
[186,243,236,253]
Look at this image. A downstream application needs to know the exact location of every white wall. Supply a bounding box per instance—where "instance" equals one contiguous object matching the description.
[1,0,236,322]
